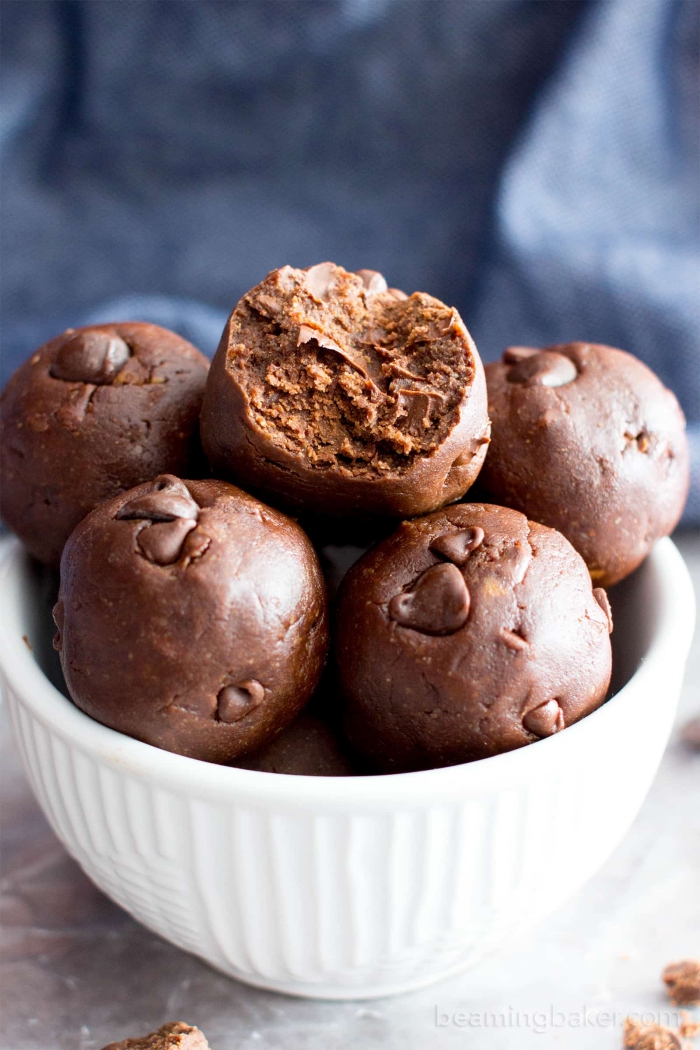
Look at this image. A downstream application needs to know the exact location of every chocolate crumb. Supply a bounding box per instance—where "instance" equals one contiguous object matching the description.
[623,1018,684,1049]
[663,960,700,1006]
[101,1020,209,1050]
[680,1013,700,1040]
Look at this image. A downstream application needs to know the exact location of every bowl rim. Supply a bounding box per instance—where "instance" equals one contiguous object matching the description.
[0,536,695,806]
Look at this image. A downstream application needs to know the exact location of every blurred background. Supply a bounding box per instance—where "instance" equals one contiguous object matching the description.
[1,0,698,520]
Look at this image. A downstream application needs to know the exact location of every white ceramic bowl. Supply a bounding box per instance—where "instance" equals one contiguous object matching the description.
[0,536,694,1000]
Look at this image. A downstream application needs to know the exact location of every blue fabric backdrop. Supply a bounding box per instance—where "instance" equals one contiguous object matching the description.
[2,0,698,521]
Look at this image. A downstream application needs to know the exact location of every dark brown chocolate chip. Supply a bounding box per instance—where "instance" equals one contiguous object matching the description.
[450,430,490,469]
[502,345,539,364]
[500,627,529,651]
[297,324,343,353]
[625,429,652,453]
[305,262,336,302]
[52,600,64,651]
[255,293,282,317]
[507,350,578,388]
[450,448,473,468]
[50,331,131,385]
[137,518,197,565]
[388,562,470,635]
[355,269,388,294]
[592,587,613,632]
[523,699,565,737]
[117,476,199,522]
[55,384,96,430]
[298,325,375,384]
[216,680,265,723]
[182,530,211,561]
[401,391,432,432]
[387,287,409,300]
[430,525,485,566]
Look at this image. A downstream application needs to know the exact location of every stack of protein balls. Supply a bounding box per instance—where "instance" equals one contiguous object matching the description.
[0,263,690,774]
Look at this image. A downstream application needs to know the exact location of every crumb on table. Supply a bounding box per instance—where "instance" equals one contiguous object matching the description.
[663,960,700,1006]
[100,1021,209,1050]
[623,1017,684,1049]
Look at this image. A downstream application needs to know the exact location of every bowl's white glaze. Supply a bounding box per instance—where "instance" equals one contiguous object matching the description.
[0,537,694,999]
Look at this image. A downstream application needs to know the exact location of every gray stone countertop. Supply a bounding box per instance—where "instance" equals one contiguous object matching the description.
[1,533,698,1050]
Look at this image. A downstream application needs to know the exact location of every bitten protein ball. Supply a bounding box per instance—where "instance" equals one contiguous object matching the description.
[53,476,328,763]
[337,503,613,772]
[480,343,689,587]
[200,262,490,519]
[0,323,209,567]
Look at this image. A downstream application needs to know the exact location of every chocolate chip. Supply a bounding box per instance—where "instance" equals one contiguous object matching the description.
[216,680,265,723]
[592,587,613,632]
[387,288,409,300]
[305,262,336,302]
[500,627,529,651]
[450,432,490,469]
[55,384,96,430]
[507,350,578,388]
[137,518,197,565]
[50,331,131,384]
[388,562,470,635]
[502,346,539,364]
[298,325,375,383]
[523,699,565,737]
[117,476,199,522]
[182,530,211,561]
[430,525,485,566]
[401,390,432,432]
[355,269,388,294]
[255,293,282,317]
[297,325,344,354]
[52,600,64,651]
[625,429,651,453]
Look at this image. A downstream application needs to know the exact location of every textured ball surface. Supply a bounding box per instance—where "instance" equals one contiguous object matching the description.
[54,476,329,763]
[337,503,613,771]
[0,323,209,566]
[480,343,689,586]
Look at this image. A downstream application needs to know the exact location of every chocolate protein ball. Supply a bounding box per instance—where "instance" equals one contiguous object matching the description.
[337,503,613,772]
[480,343,689,587]
[0,323,209,567]
[233,708,358,776]
[53,476,328,763]
[102,1022,209,1050]
[200,262,490,519]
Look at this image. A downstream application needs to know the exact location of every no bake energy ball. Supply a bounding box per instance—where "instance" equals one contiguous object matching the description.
[480,343,689,586]
[53,476,328,763]
[0,323,209,567]
[233,708,358,776]
[200,263,490,519]
[336,503,613,772]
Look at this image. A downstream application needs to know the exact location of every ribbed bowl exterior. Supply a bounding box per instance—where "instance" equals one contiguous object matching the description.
[0,538,695,999]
